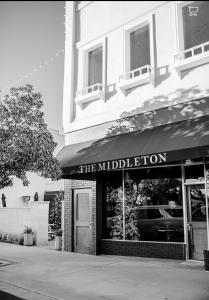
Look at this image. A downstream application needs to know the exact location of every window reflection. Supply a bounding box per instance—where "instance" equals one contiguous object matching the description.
[104,167,184,242]
[105,173,123,240]
[189,185,207,222]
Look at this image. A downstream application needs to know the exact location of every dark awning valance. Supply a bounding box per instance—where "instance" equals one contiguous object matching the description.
[57,116,209,176]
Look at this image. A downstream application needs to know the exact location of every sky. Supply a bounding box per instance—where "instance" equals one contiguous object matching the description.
[0,1,65,131]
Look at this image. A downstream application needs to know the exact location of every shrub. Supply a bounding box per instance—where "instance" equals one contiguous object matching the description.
[7,233,14,243]
[24,226,33,234]
[2,233,8,242]
[18,233,24,245]
[55,228,62,236]
[13,234,19,244]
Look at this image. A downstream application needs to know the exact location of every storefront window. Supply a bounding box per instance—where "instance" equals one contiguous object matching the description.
[105,172,123,239]
[104,166,184,242]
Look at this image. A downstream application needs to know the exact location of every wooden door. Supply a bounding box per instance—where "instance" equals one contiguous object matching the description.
[74,189,92,254]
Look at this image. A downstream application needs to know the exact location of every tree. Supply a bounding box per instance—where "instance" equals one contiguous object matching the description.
[0,84,62,190]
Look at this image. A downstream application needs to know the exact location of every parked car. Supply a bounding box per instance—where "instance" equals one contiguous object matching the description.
[134,205,184,242]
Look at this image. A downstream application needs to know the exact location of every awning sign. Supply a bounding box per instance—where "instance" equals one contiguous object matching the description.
[78,152,167,173]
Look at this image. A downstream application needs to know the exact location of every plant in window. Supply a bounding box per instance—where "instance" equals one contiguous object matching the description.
[107,181,140,240]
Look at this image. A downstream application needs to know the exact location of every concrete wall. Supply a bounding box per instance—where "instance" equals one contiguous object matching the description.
[0,201,49,245]
[63,1,209,139]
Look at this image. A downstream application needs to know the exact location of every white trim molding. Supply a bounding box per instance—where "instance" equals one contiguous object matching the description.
[174,41,209,74]
[118,14,155,92]
[75,83,105,107]
[118,65,154,92]
[75,37,107,107]
[63,1,76,131]
[173,1,209,75]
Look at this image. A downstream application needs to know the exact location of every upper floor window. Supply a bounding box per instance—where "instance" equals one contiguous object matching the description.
[174,1,209,73]
[118,15,155,92]
[88,47,103,86]
[183,1,209,52]
[130,25,150,71]
[75,38,106,107]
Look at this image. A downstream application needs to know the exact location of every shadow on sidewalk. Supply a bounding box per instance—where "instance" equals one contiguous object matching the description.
[0,291,23,300]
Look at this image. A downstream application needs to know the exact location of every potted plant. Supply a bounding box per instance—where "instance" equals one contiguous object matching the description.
[54,228,62,251]
[203,249,209,271]
[23,226,34,246]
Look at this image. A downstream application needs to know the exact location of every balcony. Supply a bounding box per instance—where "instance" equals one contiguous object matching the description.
[118,65,154,92]
[75,83,104,107]
[174,41,209,74]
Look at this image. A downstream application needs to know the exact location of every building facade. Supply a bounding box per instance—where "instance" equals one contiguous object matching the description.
[58,1,209,260]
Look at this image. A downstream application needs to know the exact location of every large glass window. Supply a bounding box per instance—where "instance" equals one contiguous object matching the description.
[104,172,123,239]
[88,47,103,86]
[130,25,150,71]
[182,1,209,50]
[104,166,184,242]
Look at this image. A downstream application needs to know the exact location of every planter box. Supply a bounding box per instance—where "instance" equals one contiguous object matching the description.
[203,250,209,271]
[55,236,62,251]
[23,233,33,246]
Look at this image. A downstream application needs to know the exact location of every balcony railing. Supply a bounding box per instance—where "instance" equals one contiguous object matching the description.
[174,41,209,64]
[76,83,104,97]
[119,65,153,82]
[75,83,104,106]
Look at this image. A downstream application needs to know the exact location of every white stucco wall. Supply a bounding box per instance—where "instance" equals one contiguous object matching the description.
[63,1,209,140]
[0,201,49,244]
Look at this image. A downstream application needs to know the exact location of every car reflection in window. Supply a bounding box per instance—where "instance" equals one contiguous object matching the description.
[134,205,184,242]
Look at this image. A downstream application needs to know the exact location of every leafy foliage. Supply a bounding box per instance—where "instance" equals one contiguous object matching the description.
[106,176,181,240]
[48,191,63,230]
[106,182,140,240]
[0,84,62,189]
[55,228,62,236]
[23,226,33,234]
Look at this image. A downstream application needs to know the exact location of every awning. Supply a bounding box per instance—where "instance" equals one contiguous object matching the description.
[57,115,209,176]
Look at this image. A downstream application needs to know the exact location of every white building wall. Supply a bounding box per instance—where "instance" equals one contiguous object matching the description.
[0,201,49,244]
[63,1,209,140]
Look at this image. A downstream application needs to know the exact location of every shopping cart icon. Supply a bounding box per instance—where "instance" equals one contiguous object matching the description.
[188,6,199,16]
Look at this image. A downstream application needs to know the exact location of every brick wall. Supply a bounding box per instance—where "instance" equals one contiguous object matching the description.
[63,179,96,254]
[100,239,186,260]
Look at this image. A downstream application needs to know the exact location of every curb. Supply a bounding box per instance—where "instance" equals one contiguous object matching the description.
[0,281,64,300]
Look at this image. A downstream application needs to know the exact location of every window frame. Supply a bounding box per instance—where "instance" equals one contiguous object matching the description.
[118,14,155,91]
[174,1,209,74]
[76,37,107,106]
[124,16,154,74]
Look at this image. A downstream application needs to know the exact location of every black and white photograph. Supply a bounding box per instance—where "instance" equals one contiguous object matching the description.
[0,1,209,299]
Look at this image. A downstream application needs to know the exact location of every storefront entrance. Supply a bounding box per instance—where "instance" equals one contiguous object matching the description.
[187,184,208,260]
[74,188,92,254]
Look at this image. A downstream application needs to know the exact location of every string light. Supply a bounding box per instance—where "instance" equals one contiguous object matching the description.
[0,49,64,94]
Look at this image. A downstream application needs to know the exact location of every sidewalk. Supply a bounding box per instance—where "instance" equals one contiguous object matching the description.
[0,243,208,300]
